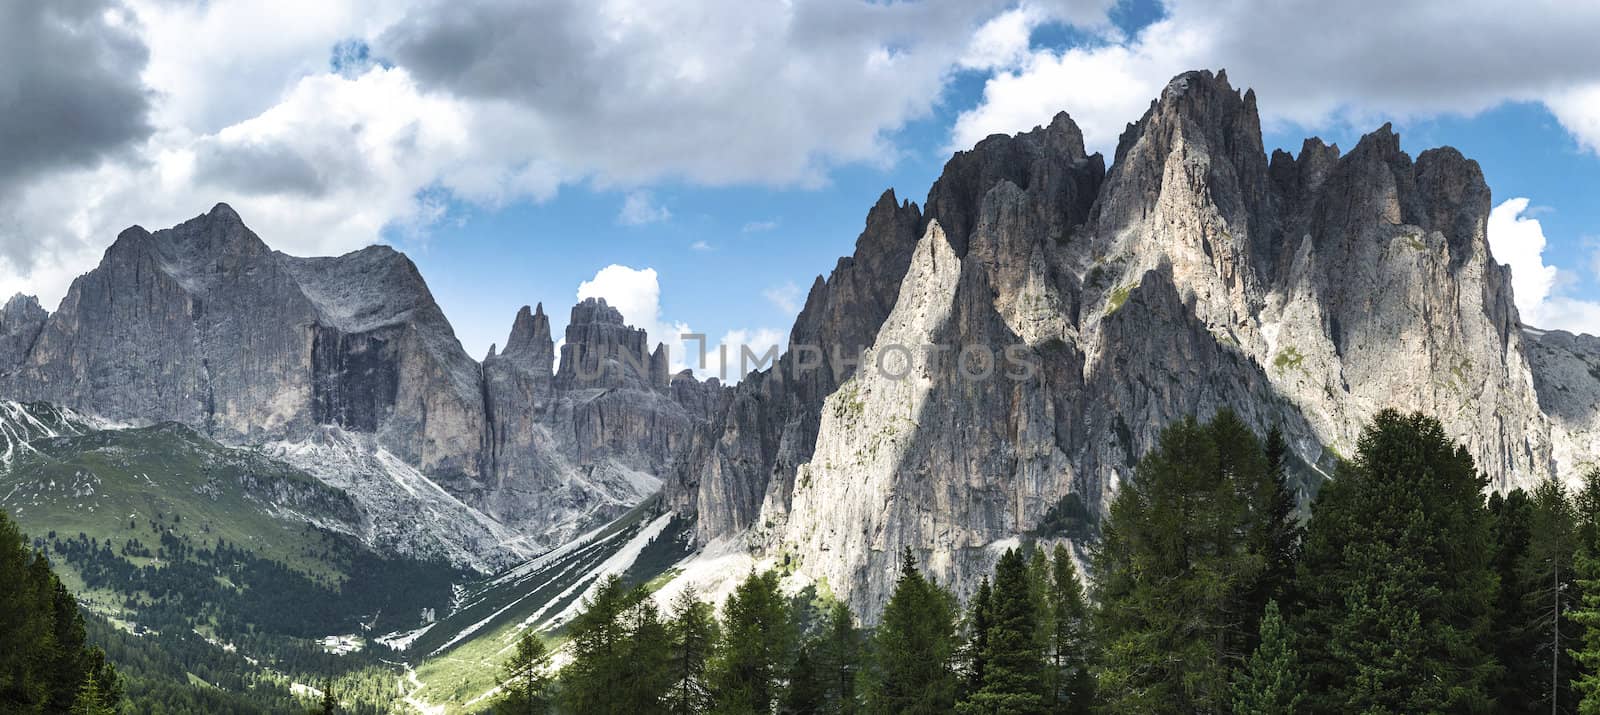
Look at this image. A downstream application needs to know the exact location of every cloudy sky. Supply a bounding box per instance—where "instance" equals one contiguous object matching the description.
[3,0,1600,367]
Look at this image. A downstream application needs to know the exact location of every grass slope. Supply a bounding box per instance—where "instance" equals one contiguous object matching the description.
[408,496,692,712]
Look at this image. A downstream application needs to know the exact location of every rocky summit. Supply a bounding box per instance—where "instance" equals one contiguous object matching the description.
[664,70,1580,618]
[0,70,1595,619]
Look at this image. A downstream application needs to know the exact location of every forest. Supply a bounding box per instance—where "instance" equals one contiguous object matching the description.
[484,409,1600,714]
[5,407,1599,713]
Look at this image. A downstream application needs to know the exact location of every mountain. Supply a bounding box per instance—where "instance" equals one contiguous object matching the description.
[0,207,721,569]
[664,70,1580,618]
[2,69,1597,633]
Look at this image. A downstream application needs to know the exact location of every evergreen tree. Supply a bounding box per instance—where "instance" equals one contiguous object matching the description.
[316,676,336,714]
[1024,547,1056,704]
[863,548,959,714]
[960,548,1044,714]
[666,588,719,715]
[1496,480,1578,713]
[621,594,673,712]
[561,575,641,714]
[1291,410,1498,713]
[1091,413,1265,712]
[495,630,551,714]
[68,678,114,715]
[782,644,825,714]
[812,601,861,714]
[0,510,121,714]
[960,578,993,700]
[1230,600,1301,715]
[1490,489,1542,712]
[1250,426,1302,618]
[1047,545,1092,713]
[710,570,796,715]
[1567,470,1600,712]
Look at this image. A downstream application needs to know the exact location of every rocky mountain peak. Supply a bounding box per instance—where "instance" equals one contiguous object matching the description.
[0,293,48,371]
[556,297,661,390]
[502,304,553,360]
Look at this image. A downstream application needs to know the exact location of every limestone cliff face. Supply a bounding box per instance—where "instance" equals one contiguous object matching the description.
[0,205,718,564]
[1524,329,1600,480]
[0,204,487,480]
[480,298,719,542]
[669,70,1583,619]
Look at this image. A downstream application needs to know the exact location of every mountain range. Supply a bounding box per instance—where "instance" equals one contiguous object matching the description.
[3,69,1599,658]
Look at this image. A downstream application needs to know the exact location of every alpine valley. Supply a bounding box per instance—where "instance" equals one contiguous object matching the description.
[4,70,1599,712]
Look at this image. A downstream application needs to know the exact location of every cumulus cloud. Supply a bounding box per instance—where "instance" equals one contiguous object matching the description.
[0,0,153,282]
[763,282,803,315]
[1489,198,1600,335]
[0,1,152,193]
[617,192,671,226]
[378,0,1029,187]
[574,264,787,380]
[951,0,1600,156]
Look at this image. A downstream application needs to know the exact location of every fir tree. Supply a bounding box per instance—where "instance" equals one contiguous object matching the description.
[812,601,861,714]
[561,575,641,714]
[1047,545,1092,713]
[1567,470,1600,712]
[1292,410,1498,713]
[863,548,959,714]
[666,588,719,715]
[621,594,672,712]
[316,676,337,714]
[782,644,825,714]
[0,510,121,714]
[960,548,1044,714]
[960,578,994,700]
[495,630,551,714]
[1230,600,1301,715]
[1091,413,1265,712]
[710,570,796,715]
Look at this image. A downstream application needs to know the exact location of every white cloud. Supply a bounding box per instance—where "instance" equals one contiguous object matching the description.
[715,327,788,381]
[741,220,779,233]
[573,264,788,381]
[763,281,803,315]
[690,240,712,251]
[1489,197,1600,335]
[617,191,671,226]
[952,0,1600,157]
[5,0,1128,309]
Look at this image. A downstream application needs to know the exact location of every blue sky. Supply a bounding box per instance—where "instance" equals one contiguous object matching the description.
[2,0,1598,367]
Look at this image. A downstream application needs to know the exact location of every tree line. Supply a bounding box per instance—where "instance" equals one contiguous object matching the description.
[493,408,1600,714]
[1,510,123,714]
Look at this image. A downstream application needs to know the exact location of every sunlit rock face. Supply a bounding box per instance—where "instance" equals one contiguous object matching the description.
[666,70,1570,619]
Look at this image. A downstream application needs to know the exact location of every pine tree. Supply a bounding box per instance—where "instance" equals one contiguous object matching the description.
[1091,413,1265,712]
[960,548,1044,714]
[960,578,993,700]
[1024,547,1056,704]
[621,594,672,712]
[68,678,114,715]
[666,588,719,715]
[1567,470,1600,712]
[1047,545,1092,713]
[1,510,120,714]
[1292,410,1498,713]
[863,548,959,714]
[561,575,641,714]
[1230,600,1301,715]
[782,643,825,714]
[495,630,551,713]
[710,570,796,715]
[316,676,337,714]
[1490,488,1541,712]
[812,601,861,714]
[1495,480,1578,713]
[1251,426,1301,616]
